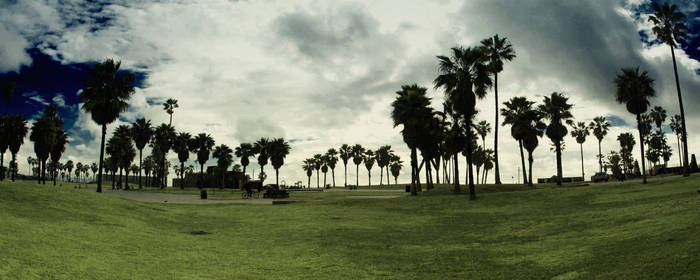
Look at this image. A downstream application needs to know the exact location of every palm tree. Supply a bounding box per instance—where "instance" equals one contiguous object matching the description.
[539,92,574,186]
[91,163,98,182]
[312,153,322,188]
[669,114,683,166]
[614,67,655,184]
[389,155,403,185]
[570,122,590,180]
[7,115,28,182]
[522,108,546,186]
[473,120,491,149]
[131,118,152,189]
[64,160,73,182]
[268,138,291,187]
[481,35,516,185]
[30,116,56,184]
[302,158,314,188]
[320,155,329,188]
[234,143,254,180]
[649,106,669,167]
[192,133,215,188]
[151,124,175,188]
[648,2,689,176]
[391,84,433,195]
[374,146,392,186]
[79,59,136,192]
[351,144,365,187]
[212,144,233,189]
[325,148,339,187]
[434,46,493,199]
[172,132,192,189]
[163,98,178,126]
[49,129,69,186]
[363,149,375,186]
[588,116,610,173]
[143,155,154,187]
[617,132,636,176]
[501,96,535,185]
[339,144,352,187]
[4,81,16,115]
[75,162,83,188]
[482,149,494,184]
[254,138,270,185]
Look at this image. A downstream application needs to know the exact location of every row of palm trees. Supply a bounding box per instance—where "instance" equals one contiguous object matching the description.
[25,157,98,186]
[301,144,404,188]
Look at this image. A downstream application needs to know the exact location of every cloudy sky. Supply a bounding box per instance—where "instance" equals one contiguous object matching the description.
[1,0,699,186]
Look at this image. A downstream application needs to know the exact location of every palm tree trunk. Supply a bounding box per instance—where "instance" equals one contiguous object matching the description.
[433,159,440,185]
[670,46,689,176]
[323,171,327,188]
[676,134,682,168]
[410,147,418,195]
[379,166,383,186]
[494,72,501,184]
[598,140,602,173]
[344,162,347,187]
[528,151,534,187]
[200,164,204,189]
[96,124,106,192]
[424,162,430,189]
[180,161,185,189]
[637,114,648,184]
[331,168,336,187]
[316,169,320,188]
[386,166,390,186]
[356,165,359,187]
[367,169,371,187]
[519,140,528,185]
[118,168,123,189]
[42,159,46,184]
[580,143,585,180]
[556,142,563,186]
[11,153,16,182]
[138,149,143,189]
[453,153,460,192]
[466,136,476,200]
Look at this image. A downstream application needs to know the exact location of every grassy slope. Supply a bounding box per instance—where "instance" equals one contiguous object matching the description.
[1,177,699,279]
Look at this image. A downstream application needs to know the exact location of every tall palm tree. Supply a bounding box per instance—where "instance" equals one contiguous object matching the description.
[253,138,270,185]
[649,106,669,167]
[234,143,254,180]
[501,96,535,185]
[131,118,152,189]
[320,155,329,188]
[30,116,56,184]
[192,133,215,188]
[614,67,655,184]
[64,160,73,182]
[363,149,375,186]
[522,108,546,186]
[7,115,28,182]
[481,35,516,185]
[570,122,590,180]
[374,145,392,186]
[79,59,136,192]
[434,46,492,199]
[151,124,175,188]
[350,144,365,187]
[392,84,433,195]
[648,2,689,176]
[588,116,610,173]
[4,81,16,115]
[268,138,291,187]
[212,144,233,189]
[669,114,683,166]
[310,153,321,188]
[163,98,178,126]
[172,132,192,189]
[325,148,339,187]
[302,158,314,188]
[339,144,352,187]
[49,129,69,186]
[539,92,574,186]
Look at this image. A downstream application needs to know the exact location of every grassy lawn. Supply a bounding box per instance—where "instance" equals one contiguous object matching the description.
[1,176,699,279]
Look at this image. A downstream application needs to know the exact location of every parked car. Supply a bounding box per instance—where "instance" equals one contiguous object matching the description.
[591,172,609,183]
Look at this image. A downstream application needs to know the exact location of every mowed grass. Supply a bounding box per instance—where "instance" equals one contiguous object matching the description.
[1,176,699,279]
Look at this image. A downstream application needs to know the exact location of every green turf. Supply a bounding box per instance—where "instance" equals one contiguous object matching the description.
[1,176,699,279]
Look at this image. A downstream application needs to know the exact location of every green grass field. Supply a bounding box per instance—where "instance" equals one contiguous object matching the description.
[1,176,699,279]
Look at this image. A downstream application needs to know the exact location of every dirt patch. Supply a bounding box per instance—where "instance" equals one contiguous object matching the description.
[188,231,211,235]
[346,195,401,199]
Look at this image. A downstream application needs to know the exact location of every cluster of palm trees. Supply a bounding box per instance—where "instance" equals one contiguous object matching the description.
[232,138,291,187]
[0,82,29,182]
[24,157,98,187]
[301,144,403,189]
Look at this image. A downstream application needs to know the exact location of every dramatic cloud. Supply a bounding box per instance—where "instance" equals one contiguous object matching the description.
[3,0,700,186]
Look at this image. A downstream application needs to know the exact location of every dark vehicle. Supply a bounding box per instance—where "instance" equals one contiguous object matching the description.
[591,172,609,183]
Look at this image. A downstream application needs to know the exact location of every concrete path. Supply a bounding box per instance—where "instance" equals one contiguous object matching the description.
[84,189,276,205]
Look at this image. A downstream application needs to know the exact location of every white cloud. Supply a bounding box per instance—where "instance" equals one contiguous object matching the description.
[52,93,66,107]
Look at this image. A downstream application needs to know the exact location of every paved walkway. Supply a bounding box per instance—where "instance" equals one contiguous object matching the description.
[83,189,274,205]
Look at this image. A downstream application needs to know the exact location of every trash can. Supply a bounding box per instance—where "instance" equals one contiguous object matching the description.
[200,189,208,199]
[405,185,410,192]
